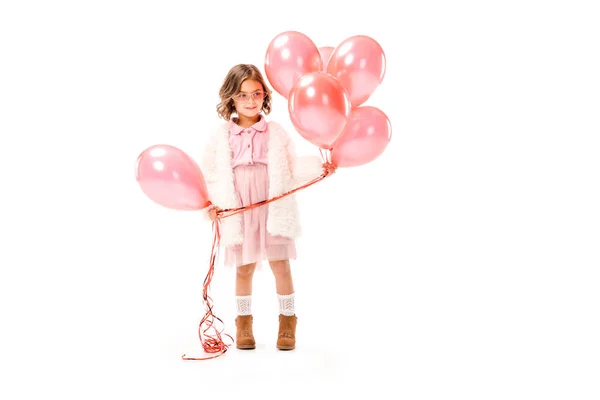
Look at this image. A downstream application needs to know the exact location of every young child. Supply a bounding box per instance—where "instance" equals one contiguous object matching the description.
[201,64,335,351]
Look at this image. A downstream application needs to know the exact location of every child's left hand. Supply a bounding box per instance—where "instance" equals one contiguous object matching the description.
[322,162,337,177]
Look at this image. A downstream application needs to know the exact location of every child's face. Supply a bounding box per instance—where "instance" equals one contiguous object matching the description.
[233,79,265,120]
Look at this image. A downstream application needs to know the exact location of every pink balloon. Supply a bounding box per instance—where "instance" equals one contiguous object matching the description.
[318,46,335,71]
[327,35,386,107]
[331,106,391,168]
[264,31,323,99]
[135,144,210,211]
[288,72,352,149]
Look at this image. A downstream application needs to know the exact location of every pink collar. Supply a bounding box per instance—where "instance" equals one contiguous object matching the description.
[229,115,267,135]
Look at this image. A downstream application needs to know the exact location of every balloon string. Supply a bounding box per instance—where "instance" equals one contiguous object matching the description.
[182,219,234,360]
[183,153,334,361]
[218,172,330,219]
[319,148,332,164]
[218,152,334,219]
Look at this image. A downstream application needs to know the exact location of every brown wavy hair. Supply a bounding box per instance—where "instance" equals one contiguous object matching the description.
[216,64,273,121]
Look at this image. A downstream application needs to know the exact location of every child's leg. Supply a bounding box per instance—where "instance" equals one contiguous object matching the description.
[269,259,297,350]
[236,262,256,296]
[268,259,294,297]
[235,262,257,349]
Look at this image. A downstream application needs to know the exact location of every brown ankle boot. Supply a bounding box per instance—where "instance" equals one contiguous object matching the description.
[235,315,256,349]
[277,314,297,350]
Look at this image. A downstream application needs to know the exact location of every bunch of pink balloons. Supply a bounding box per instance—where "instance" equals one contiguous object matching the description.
[265,31,392,167]
[136,31,392,211]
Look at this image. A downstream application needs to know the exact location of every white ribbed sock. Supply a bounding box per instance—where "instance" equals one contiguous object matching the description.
[236,295,252,316]
[278,293,295,316]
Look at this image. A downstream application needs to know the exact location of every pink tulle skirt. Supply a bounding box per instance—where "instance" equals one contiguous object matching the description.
[224,163,296,267]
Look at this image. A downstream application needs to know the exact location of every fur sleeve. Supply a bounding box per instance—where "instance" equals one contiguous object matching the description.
[293,155,324,186]
[198,126,220,219]
[276,123,324,187]
[200,129,218,187]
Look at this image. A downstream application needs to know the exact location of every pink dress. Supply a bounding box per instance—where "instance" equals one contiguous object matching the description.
[224,116,297,267]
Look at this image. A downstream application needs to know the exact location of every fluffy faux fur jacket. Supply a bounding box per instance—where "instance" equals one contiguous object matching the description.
[200,120,323,247]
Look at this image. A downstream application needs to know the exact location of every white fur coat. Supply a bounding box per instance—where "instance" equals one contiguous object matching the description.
[201,120,323,247]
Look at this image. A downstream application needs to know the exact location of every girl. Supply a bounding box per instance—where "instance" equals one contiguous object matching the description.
[201,64,335,351]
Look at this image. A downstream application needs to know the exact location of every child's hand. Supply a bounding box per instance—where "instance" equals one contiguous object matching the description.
[207,205,221,222]
[322,162,337,177]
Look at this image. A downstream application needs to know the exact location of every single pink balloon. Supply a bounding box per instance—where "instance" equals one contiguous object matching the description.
[327,35,386,107]
[288,72,352,149]
[135,144,211,211]
[318,46,335,71]
[264,31,323,99]
[331,106,391,168]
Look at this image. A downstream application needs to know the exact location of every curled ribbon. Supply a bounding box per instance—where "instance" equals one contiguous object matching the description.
[182,155,335,360]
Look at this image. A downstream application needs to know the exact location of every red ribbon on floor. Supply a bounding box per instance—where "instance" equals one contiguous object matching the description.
[182,157,336,361]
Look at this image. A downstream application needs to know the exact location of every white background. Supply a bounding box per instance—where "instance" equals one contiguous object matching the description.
[1,0,599,399]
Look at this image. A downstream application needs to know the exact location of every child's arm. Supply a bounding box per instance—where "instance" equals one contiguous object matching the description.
[280,125,325,187]
[199,128,220,219]
[292,153,324,186]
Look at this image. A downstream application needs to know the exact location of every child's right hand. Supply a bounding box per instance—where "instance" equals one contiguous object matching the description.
[207,205,221,222]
